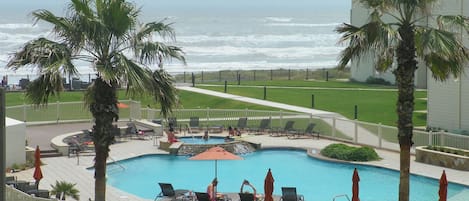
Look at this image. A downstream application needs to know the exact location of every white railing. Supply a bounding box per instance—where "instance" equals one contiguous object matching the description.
[6,100,469,152]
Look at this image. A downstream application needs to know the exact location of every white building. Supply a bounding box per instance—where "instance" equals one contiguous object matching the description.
[427,1,469,132]
[6,117,26,167]
[349,0,427,88]
[350,0,469,132]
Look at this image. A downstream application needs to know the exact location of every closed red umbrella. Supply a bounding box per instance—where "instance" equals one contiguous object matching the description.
[33,145,43,186]
[264,168,274,201]
[439,170,448,201]
[352,168,360,201]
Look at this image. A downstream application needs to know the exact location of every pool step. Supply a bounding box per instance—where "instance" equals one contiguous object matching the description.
[449,189,469,201]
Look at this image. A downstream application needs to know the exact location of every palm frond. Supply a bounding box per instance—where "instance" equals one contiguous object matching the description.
[136,21,176,41]
[99,0,138,38]
[148,69,177,117]
[416,27,469,80]
[137,42,186,66]
[7,38,78,76]
[437,15,469,33]
[336,20,398,70]
[25,74,64,106]
[111,52,149,94]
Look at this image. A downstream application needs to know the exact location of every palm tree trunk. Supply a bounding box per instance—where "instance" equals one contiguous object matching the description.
[90,77,118,201]
[395,24,417,201]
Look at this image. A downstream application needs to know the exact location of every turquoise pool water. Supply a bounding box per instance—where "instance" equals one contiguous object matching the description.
[106,149,468,201]
[178,136,226,144]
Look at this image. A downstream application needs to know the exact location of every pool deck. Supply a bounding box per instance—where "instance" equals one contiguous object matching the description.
[9,125,469,201]
[9,86,469,201]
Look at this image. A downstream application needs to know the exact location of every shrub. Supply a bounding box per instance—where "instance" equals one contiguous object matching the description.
[365,77,392,85]
[321,143,380,161]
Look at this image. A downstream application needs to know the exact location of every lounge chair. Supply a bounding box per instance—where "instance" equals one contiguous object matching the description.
[248,119,271,134]
[239,193,255,201]
[126,122,152,139]
[280,187,304,201]
[195,192,210,201]
[237,117,248,130]
[287,123,318,139]
[155,183,189,201]
[167,117,181,133]
[5,176,16,182]
[189,117,200,133]
[270,121,295,137]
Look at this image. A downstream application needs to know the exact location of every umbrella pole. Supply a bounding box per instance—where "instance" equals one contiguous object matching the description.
[215,160,218,178]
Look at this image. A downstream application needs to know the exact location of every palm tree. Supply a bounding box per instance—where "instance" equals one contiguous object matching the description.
[7,0,185,200]
[336,1,469,201]
[50,181,80,200]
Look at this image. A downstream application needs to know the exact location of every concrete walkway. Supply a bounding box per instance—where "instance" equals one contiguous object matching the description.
[176,86,338,117]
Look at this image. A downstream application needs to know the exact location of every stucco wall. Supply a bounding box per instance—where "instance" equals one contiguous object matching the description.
[6,117,26,167]
[6,185,55,201]
[349,0,428,88]
[427,0,469,132]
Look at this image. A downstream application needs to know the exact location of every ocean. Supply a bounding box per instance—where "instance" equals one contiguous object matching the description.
[0,0,350,85]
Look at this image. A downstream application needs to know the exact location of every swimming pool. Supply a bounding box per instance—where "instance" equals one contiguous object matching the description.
[178,136,226,144]
[106,149,468,201]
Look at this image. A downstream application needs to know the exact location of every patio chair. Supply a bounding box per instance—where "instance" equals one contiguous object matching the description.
[125,122,139,138]
[189,117,200,133]
[111,124,122,141]
[239,193,255,201]
[195,192,210,201]
[270,121,295,137]
[280,187,304,201]
[287,123,318,139]
[237,117,248,130]
[155,183,189,201]
[167,117,181,133]
[16,182,37,193]
[126,122,152,139]
[5,176,16,182]
[248,119,271,135]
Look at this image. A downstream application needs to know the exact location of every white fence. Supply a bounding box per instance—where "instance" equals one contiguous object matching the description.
[7,100,469,152]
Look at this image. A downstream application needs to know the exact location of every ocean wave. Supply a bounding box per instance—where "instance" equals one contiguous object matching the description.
[176,33,339,44]
[266,22,341,27]
[184,45,343,58]
[264,17,293,23]
[0,60,338,78]
[0,23,38,29]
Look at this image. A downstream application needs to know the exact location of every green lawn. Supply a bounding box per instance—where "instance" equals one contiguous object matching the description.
[5,90,277,110]
[5,80,427,128]
[208,79,397,89]
[197,83,427,127]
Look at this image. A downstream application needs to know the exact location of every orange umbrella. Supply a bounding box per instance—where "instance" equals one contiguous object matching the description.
[439,170,448,201]
[264,168,274,201]
[33,145,43,186]
[189,146,242,178]
[117,102,129,109]
[352,168,360,201]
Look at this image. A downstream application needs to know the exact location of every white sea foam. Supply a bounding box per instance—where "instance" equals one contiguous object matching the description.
[0,23,37,29]
[266,22,341,27]
[183,46,342,58]
[264,17,293,22]
[176,33,339,44]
